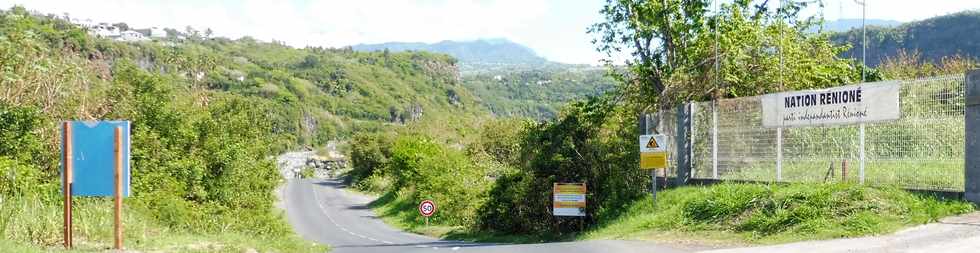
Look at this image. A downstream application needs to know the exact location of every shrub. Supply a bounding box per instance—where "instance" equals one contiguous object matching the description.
[385,136,491,226]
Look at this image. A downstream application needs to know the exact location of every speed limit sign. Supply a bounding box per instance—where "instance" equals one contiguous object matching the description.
[418,200,436,217]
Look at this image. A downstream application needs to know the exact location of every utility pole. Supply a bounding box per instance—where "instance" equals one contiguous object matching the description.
[855,0,868,184]
[855,0,867,83]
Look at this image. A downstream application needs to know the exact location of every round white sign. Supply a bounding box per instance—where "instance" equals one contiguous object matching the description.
[418,200,436,217]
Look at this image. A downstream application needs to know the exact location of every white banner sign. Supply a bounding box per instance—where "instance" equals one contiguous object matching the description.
[762,81,901,127]
[553,183,586,217]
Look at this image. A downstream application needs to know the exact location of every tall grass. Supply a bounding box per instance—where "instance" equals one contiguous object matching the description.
[0,193,325,252]
[583,183,975,244]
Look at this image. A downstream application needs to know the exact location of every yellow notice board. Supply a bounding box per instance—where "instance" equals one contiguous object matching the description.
[640,152,668,169]
[553,183,586,217]
[639,134,669,169]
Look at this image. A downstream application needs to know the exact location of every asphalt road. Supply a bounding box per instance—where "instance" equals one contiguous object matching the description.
[281,178,694,253]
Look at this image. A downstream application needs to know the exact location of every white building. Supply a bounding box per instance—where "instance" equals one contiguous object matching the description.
[89,24,120,38]
[119,30,149,42]
[149,27,167,39]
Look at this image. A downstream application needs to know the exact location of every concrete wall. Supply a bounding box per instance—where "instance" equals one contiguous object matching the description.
[966,69,980,204]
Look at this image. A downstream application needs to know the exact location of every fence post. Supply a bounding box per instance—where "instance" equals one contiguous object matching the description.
[776,127,782,182]
[712,101,719,179]
[965,69,980,204]
[675,103,693,186]
[859,123,866,184]
[690,102,697,178]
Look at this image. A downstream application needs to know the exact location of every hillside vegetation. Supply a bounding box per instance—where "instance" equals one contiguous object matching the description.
[584,183,972,244]
[353,38,551,73]
[463,67,616,119]
[832,10,980,66]
[346,0,976,246]
[0,5,488,251]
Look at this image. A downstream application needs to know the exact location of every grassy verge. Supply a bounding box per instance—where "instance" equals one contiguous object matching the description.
[364,181,974,246]
[698,160,964,191]
[583,183,974,245]
[366,189,568,244]
[0,195,326,252]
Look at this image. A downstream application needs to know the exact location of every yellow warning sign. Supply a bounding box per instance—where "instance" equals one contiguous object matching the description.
[639,134,668,153]
[640,152,668,169]
[646,137,660,149]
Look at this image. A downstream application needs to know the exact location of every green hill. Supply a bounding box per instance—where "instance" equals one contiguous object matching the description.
[352,38,550,72]
[0,6,483,251]
[463,67,616,119]
[832,10,980,66]
[78,28,487,147]
[354,39,616,119]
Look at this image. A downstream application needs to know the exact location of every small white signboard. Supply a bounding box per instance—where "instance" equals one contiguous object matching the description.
[553,183,586,217]
[639,134,669,153]
[761,81,901,127]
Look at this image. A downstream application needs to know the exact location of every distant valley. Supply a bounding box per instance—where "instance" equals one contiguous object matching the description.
[354,38,616,119]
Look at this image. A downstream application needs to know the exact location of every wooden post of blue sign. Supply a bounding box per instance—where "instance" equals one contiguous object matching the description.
[63,122,73,249]
[114,127,123,250]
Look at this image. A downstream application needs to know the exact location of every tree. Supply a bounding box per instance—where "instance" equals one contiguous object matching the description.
[113,22,129,31]
[205,28,213,38]
[185,25,201,40]
[589,0,860,112]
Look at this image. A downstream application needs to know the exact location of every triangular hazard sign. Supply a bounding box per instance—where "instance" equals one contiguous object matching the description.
[646,137,660,149]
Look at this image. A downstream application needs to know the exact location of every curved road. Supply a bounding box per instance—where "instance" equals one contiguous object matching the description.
[281,178,692,253]
[278,152,980,253]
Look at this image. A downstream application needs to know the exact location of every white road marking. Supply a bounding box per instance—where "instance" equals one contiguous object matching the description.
[452,247,460,251]
[310,181,394,245]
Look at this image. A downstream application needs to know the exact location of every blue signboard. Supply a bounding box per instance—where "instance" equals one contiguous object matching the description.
[61,121,131,197]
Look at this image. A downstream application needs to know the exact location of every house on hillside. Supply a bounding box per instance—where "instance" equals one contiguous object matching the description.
[136,27,167,39]
[70,18,95,29]
[118,30,149,42]
[149,27,167,38]
[89,24,120,38]
[131,27,166,40]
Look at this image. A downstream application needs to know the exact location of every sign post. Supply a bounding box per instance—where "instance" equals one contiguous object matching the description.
[114,127,123,250]
[552,183,586,217]
[639,134,669,202]
[418,200,436,226]
[62,122,73,249]
[61,121,131,250]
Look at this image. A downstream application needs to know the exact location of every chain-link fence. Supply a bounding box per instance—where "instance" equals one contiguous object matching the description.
[679,74,966,191]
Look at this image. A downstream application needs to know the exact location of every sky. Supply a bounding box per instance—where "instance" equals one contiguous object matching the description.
[1,0,978,65]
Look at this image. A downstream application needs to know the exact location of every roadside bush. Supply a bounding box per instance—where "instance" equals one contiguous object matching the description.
[0,102,45,163]
[477,95,649,234]
[347,132,393,185]
[299,166,315,179]
[384,136,491,226]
